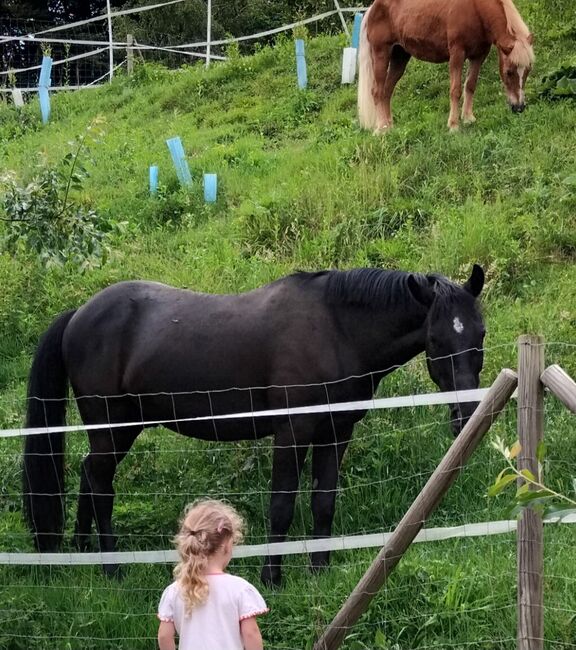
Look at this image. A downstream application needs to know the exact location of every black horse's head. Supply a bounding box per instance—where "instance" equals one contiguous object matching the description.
[408,264,486,435]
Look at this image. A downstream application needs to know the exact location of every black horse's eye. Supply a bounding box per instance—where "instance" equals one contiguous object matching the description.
[506,70,515,77]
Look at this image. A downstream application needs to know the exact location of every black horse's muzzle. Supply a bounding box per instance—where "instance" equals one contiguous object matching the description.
[450,401,480,436]
[511,103,526,114]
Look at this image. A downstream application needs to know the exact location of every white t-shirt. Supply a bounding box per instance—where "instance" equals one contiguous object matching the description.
[157,574,268,650]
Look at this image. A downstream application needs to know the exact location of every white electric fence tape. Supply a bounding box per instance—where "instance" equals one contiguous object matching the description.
[0,388,488,439]
[1,5,369,80]
[2,514,574,565]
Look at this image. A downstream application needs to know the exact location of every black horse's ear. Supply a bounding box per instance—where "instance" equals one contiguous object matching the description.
[407,274,435,308]
[463,264,484,297]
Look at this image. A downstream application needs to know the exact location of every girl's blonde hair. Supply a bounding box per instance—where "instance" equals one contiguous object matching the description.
[173,499,244,614]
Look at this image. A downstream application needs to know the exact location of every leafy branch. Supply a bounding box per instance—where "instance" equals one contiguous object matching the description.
[488,437,576,518]
[0,116,126,270]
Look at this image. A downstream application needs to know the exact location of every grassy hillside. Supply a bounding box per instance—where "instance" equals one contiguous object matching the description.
[0,1,575,648]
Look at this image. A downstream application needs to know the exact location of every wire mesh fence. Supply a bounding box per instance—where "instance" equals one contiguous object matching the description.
[1,344,575,648]
[1,1,365,92]
[1,16,111,89]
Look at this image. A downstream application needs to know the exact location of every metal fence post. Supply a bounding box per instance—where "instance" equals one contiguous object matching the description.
[206,0,212,68]
[106,0,114,81]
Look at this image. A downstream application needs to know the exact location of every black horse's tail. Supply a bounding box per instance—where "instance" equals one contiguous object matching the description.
[23,309,77,551]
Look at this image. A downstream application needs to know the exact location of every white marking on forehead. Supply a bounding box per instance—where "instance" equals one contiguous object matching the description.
[518,66,525,88]
[453,317,464,334]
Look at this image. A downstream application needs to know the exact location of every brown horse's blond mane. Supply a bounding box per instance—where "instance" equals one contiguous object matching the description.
[498,0,535,67]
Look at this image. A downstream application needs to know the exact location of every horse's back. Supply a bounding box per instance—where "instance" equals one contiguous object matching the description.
[61,278,340,398]
[368,0,487,60]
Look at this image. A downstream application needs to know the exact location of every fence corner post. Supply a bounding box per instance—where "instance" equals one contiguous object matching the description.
[517,334,545,650]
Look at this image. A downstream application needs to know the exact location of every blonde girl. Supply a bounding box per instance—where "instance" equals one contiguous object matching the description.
[157,499,268,650]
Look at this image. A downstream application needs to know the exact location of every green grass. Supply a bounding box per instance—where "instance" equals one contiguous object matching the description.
[1,2,575,647]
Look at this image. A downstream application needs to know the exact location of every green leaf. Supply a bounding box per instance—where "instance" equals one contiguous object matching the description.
[516,483,531,497]
[536,440,547,463]
[488,473,517,497]
[374,629,388,648]
[520,468,536,482]
[516,489,552,504]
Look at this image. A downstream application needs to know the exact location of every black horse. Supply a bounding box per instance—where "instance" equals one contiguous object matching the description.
[23,265,485,586]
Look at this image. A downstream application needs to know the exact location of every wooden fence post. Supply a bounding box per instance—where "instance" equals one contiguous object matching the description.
[517,335,545,650]
[127,34,134,74]
[541,364,576,414]
[313,368,519,650]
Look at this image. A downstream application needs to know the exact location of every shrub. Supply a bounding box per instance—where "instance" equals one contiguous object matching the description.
[0,118,125,270]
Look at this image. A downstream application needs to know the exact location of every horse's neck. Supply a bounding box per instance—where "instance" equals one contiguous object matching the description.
[481,0,525,48]
[338,303,427,372]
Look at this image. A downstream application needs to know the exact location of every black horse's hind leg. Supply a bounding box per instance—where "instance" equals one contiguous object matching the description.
[74,462,94,551]
[75,409,141,576]
[261,426,311,587]
[309,423,354,572]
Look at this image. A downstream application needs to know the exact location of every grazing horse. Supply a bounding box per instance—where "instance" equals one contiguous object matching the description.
[358,0,534,131]
[23,265,485,586]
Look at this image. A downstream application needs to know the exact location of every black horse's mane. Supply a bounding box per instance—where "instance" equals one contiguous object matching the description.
[291,268,463,311]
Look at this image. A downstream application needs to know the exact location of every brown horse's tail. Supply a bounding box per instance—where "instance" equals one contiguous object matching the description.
[357,7,378,130]
[23,309,76,551]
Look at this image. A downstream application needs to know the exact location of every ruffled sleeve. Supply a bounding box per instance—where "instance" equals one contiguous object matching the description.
[157,584,175,622]
[239,584,269,621]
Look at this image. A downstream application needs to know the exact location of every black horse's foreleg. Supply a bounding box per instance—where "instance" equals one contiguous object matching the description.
[309,424,353,572]
[261,428,310,587]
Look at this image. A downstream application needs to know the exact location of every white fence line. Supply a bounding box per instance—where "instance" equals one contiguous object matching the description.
[0,388,489,439]
[2,8,367,50]
[0,47,108,76]
[0,0,189,44]
[1,5,368,89]
[2,514,575,565]
[171,8,366,49]
[0,85,101,93]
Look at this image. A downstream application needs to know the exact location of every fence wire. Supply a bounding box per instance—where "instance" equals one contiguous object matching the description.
[1,2,366,91]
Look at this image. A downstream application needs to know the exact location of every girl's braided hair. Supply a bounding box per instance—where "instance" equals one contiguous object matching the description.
[173,499,244,614]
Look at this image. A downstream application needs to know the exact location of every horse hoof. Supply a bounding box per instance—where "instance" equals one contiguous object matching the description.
[448,125,460,133]
[373,124,392,135]
[260,565,282,588]
[462,115,476,125]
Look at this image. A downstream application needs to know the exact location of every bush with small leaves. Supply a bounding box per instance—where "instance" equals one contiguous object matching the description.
[0,118,126,270]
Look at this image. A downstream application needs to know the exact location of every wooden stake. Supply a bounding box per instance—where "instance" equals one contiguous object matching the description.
[541,364,576,414]
[127,34,134,75]
[314,368,519,650]
[517,335,545,650]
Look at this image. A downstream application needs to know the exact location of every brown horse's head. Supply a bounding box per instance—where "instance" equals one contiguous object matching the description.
[498,34,535,113]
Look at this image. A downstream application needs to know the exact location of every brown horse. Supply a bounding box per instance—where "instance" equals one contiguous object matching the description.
[358,0,535,131]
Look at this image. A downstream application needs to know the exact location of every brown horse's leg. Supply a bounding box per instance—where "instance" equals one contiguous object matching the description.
[380,45,411,128]
[309,423,354,572]
[261,426,311,587]
[448,49,465,131]
[462,54,488,124]
[371,45,393,131]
